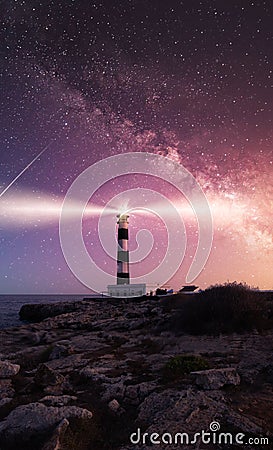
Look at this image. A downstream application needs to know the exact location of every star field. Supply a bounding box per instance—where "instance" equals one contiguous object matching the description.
[0,0,272,292]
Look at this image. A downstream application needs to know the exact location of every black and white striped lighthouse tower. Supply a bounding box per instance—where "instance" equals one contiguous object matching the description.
[107,213,146,297]
[117,213,130,285]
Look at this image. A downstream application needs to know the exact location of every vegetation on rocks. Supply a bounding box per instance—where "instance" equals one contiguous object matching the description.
[162,354,210,381]
[170,282,273,335]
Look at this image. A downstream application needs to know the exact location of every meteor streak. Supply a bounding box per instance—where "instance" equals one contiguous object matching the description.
[0,142,52,199]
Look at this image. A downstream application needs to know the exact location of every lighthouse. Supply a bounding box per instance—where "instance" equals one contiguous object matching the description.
[107,212,146,298]
[117,213,130,284]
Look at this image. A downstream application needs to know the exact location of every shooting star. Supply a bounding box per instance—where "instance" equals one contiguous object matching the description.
[0,141,52,199]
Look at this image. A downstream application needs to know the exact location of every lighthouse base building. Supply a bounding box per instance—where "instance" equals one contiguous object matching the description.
[107,283,146,298]
[107,213,146,298]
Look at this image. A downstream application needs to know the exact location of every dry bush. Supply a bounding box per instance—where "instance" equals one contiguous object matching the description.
[171,282,273,335]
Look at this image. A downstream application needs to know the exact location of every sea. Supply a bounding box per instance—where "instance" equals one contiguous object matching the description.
[0,295,87,329]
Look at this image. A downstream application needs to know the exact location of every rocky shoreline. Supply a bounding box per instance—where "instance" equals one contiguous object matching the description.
[0,295,273,449]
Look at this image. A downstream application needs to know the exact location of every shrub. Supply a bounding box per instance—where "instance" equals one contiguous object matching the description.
[162,354,209,381]
[171,282,273,335]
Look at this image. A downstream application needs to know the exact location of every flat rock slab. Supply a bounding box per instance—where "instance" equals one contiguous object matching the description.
[39,395,77,406]
[19,302,84,321]
[0,402,92,447]
[191,367,240,390]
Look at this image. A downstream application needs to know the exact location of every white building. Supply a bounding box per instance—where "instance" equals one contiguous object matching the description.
[107,283,146,298]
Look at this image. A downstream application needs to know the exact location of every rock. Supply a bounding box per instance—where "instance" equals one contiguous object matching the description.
[79,366,109,382]
[136,388,267,450]
[191,367,240,390]
[43,377,72,396]
[0,402,92,447]
[0,361,20,378]
[34,364,65,387]
[39,395,77,406]
[108,399,121,413]
[16,329,43,345]
[19,302,83,322]
[48,355,89,374]
[124,381,158,406]
[137,390,180,425]
[101,375,132,402]
[226,411,266,435]
[48,343,74,361]
[102,381,126,402]
[0,379,15,398]
[0,397,13,407]
[41,418,69,450]
[238,350,272,384]
[124,385,139,404]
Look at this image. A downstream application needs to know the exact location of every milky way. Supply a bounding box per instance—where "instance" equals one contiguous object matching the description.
[0,0,272,293]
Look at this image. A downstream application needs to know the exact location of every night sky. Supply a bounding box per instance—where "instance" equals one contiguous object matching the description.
[0,0,272,293]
